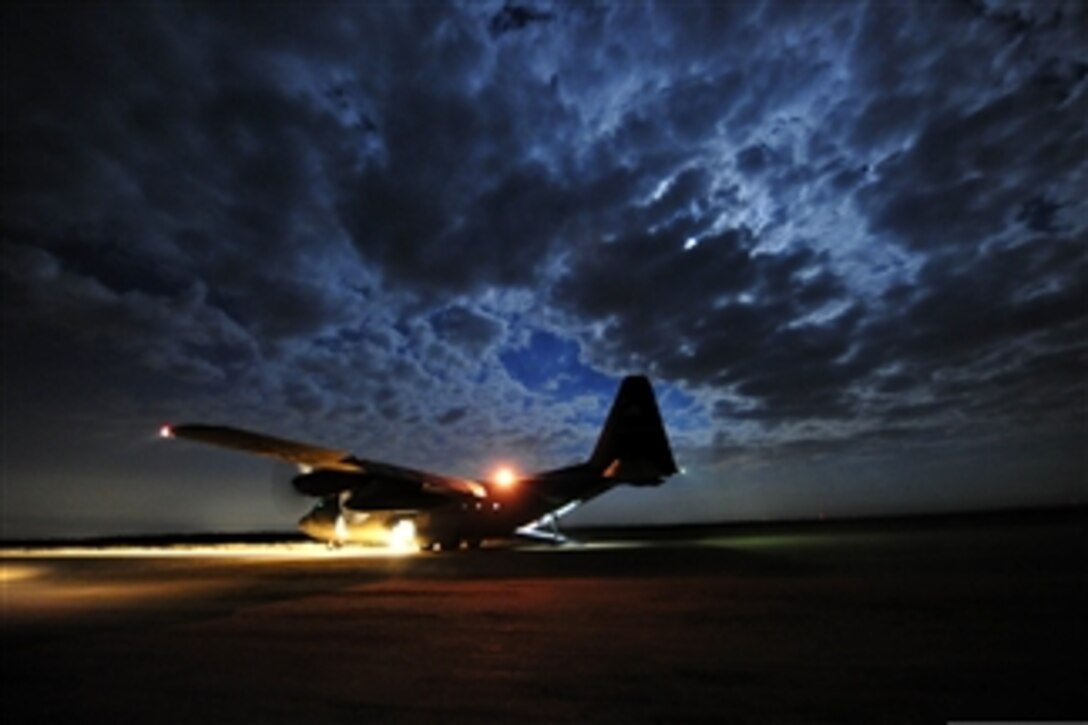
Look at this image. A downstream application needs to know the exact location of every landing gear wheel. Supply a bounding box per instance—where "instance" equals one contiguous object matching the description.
[437,538,461,552]
[419,539,461,553]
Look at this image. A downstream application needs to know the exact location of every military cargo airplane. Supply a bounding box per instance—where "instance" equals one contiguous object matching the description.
[161,375,678,551]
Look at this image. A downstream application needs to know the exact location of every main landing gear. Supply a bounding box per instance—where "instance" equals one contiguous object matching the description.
[419,537,482,553]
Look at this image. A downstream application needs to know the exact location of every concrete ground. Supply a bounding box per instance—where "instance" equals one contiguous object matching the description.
[2,513,1085,723]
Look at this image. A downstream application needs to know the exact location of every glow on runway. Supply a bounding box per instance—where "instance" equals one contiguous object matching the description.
[0,538,669,562]
[0,542,419,561]
[1,544,422,624]
[1,566,234,623]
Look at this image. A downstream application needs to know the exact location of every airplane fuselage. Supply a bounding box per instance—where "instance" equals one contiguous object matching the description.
[165,375,678,552]
[298,464,622,550]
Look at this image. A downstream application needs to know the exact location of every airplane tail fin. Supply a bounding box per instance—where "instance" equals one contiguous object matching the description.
[589,376,678,485]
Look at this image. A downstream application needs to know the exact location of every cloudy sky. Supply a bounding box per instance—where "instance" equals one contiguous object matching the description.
[3,1,1085,538]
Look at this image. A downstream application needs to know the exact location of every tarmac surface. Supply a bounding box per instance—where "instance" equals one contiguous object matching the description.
[2,513,1085,724]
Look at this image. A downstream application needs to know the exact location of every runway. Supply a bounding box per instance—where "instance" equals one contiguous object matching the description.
[3,513,1085,723]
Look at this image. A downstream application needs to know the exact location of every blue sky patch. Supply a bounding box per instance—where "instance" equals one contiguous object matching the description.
[499,330,617,401]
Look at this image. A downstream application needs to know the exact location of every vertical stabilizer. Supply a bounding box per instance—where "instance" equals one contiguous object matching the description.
[589,376,678,484]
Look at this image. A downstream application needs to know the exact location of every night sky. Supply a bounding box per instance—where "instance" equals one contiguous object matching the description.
[2,1,1085,539]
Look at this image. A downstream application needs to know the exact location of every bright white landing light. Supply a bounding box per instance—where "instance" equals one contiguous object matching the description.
[388,519,417,551]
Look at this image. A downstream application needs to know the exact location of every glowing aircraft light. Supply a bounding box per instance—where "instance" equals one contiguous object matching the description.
[492,466,518,489]
[159,425,174,439]
[387,519,417,551]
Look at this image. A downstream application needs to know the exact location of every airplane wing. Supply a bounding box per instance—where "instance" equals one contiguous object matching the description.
[162,424,362,472]
[162,423,488,499]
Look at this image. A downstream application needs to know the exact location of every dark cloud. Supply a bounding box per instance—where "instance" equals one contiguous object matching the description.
[430,305,504,356]
[437,407,468,426]
[489,3,555,37]
[2,1,1084,536]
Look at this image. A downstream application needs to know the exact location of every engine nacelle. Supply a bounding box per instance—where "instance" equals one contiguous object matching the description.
[292,470,367,497]
[292,470,439,511]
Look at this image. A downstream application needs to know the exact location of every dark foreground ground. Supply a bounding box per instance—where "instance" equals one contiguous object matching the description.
[2,512,1085,724]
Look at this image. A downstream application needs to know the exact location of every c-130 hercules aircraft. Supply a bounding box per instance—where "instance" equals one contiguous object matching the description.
[162,375,678,551]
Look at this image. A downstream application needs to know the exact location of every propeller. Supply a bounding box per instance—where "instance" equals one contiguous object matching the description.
[265,460,311,522]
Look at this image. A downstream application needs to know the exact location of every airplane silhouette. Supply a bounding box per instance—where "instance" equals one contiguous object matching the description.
[162,375,678,551]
